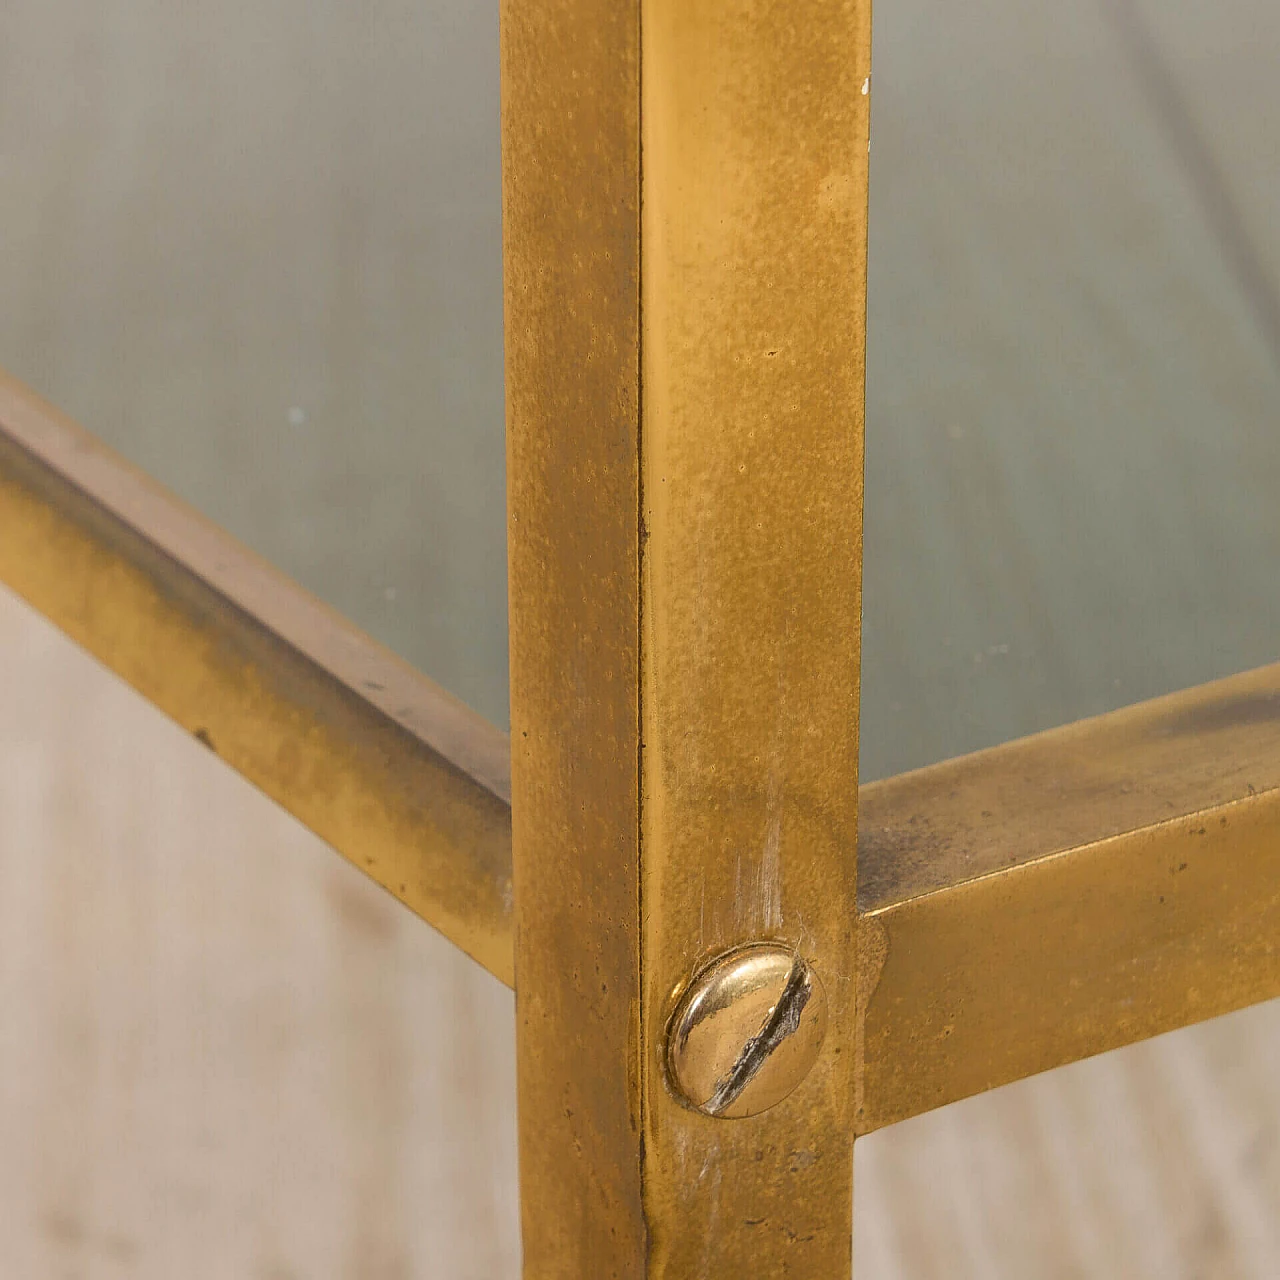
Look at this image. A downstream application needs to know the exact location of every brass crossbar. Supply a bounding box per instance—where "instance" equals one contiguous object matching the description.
[0,371,514,985]
[4,366,1276,1143]
[858,669,1280,1132]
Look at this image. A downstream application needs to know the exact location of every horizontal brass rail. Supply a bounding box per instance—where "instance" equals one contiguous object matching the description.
[858,664,1280,1133]
[0,371,514,985]
[4,369,1277,1126]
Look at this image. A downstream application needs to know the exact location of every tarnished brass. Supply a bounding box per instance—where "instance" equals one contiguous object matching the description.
[666,945,828,1120]
[857,661,1280,1135]
[0,371,514,985]
[4,1,1280,1270]
[503,0,869,1272]
[502,0,647,1269]
[6,356,1278,1191]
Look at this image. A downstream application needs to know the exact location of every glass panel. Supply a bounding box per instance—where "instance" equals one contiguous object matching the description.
[863,0,1280,779]
[6,3,1275,769]
[0,1,509,727]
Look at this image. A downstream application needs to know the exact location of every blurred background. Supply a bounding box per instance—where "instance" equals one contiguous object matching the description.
[1,0,1278,1275]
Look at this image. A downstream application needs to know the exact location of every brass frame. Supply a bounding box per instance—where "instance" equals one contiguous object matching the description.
[1,1,1277,1274]
[502,1,868,1271]
[0,372,513,984]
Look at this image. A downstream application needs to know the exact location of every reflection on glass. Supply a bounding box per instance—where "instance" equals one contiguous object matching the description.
[0,1,508,726]
[863,0,1280,779]
[4,3,1277,774]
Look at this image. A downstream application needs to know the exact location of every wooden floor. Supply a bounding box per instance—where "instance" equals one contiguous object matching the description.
[2,0,1279,1274]
[2,592,1278,1279]
[0,588,521,1280]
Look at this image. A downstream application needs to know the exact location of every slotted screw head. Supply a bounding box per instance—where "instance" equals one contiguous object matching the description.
[665,944,827,1119]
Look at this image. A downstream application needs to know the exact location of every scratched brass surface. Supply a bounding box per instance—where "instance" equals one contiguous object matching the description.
[665,946,830,1120]
[858,665,1280,1135]
[501,0,645,1271]
[0,371,513,984]
[7,341,1278,1179]
[503,0,869,1272]
[10,333,1277,1171]
[639,2,868,1273]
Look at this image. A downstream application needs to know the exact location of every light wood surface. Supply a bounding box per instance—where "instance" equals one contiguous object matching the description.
[0,587,520,1280]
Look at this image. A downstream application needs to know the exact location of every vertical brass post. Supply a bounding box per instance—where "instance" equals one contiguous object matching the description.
[503,0,870,1272]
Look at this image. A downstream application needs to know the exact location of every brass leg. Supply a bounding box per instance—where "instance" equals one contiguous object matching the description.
[503,0,870,1272]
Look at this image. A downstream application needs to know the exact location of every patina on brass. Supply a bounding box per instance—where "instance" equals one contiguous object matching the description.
[2,0,1279,1269]
[503,0,869,1271]
[5,356,1280,1200]
[0,371,514,985]
[666,944,828,1120]
[857,660,1280,1135]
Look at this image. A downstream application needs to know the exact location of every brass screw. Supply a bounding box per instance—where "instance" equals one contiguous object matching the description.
[665,943,827,1119]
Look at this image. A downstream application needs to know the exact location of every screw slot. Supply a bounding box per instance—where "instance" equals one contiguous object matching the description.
[665,944,827,1119]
